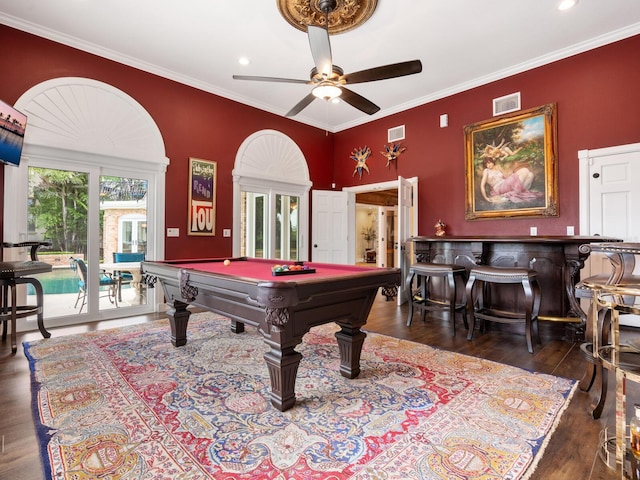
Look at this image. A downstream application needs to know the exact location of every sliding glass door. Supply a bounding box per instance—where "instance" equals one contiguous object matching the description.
[23,166,150,321]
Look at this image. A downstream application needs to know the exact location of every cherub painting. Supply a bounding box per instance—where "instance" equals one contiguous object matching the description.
[464,103,558,220]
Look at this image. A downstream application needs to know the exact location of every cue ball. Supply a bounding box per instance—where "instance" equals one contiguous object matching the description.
[223,259,231,266]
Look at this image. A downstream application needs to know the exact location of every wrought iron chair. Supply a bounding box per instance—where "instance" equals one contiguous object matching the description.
[69,257,120,312]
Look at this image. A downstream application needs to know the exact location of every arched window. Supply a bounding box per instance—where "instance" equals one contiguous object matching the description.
[4,77,168,326]
[232,130,311,261]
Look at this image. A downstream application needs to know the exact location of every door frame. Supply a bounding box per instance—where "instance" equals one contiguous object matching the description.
[343,176,418,305]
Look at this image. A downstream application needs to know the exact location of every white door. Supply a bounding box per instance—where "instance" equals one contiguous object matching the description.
[579,142,640,272]
[311,190,349,263]
[579,142,640,324]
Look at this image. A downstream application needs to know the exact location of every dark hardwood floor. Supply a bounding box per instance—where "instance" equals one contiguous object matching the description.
[0,296,629,479]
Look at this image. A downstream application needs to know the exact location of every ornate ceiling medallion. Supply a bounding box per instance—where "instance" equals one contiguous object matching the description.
[276,0,378,35]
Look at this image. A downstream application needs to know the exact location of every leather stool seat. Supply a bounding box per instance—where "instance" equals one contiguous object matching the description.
[406,263,467,336]
[466,265,541,354]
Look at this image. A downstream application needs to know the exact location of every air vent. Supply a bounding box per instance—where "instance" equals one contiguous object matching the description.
[493,92,521,116]
[388,125,405,143]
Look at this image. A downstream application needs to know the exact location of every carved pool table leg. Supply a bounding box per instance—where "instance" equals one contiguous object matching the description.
[167,300,191,347]
[263,347,303,412]
[334,324,367,379]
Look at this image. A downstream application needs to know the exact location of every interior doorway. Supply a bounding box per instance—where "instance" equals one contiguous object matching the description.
[355,202,398,268]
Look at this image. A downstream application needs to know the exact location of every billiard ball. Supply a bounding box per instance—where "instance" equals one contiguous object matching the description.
[223,259,231,266]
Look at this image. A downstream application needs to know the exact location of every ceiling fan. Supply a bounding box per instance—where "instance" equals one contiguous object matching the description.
[233,0,422,117]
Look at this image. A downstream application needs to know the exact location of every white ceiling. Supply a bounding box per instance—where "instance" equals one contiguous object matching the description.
[1,1,639,132]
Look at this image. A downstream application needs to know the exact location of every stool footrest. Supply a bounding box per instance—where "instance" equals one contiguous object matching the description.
[419,298,466,310]
[474,307,529,324]
[0,304,42,320]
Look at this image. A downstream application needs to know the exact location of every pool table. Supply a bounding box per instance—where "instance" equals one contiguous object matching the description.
[142,257,400,411]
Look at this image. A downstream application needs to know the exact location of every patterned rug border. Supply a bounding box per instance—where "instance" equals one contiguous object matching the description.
[24,313,577,480]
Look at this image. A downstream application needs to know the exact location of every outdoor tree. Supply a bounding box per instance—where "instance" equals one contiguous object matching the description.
[29,168,89,253]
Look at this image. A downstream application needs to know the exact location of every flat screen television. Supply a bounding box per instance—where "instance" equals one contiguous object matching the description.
[0,98,27,167]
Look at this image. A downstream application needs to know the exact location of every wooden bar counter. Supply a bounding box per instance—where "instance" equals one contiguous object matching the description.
[408,236,622,326]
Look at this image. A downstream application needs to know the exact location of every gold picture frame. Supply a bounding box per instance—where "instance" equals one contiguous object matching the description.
[464,103,558,220]
[187,157,216,236]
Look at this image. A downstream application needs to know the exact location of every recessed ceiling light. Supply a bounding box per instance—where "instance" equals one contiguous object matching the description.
[557,0,578,11]
[238,57,250,66]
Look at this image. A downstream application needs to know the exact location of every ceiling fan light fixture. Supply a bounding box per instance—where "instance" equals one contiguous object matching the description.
[312,83,342,100]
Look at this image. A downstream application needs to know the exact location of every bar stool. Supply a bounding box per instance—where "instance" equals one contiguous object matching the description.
[1,242,53,354]
[466,265,541,353]
[406,263,468,336]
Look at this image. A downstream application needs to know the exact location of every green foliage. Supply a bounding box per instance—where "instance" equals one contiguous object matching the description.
[29,168,89,254]
[362,226,377,242]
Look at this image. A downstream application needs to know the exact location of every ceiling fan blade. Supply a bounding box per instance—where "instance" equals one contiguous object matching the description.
[233,75,309,84]
[307,25,333,77]
[285,93,316,117]
[340,87,380,115]
[341,60,423,84]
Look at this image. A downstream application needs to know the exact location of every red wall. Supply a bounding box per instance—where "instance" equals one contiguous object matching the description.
[1,25,639,256]
[0,26,334,259]
[334,34,640,236]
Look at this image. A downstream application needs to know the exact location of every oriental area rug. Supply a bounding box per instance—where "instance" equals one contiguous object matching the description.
[25,312,576,480]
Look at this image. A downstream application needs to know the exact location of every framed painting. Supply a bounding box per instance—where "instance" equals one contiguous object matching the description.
[188,157,216,236]
[464,103,558,220]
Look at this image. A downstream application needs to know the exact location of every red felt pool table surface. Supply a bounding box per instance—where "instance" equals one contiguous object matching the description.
[167,257,381,282]
[142,257,400,411]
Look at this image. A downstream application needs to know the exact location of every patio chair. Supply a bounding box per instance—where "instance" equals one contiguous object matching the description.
[112,252,145,302]
[69,257,120,312]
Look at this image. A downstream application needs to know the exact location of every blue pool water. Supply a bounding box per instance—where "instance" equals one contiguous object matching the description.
[28,268,78,295]
[27,268,132,295]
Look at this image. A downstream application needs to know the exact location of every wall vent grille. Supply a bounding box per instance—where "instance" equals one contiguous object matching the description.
[493,92,521,116]
[388,125,405,142]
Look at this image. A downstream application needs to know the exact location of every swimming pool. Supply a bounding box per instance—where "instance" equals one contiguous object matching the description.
[28,268,78,295]
[27,267,133,295]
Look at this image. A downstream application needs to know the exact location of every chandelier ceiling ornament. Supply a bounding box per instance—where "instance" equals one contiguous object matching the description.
[276,0,378,34]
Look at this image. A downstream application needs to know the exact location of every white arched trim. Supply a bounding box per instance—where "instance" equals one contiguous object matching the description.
[232,130,312,259]
[14,77,168,165]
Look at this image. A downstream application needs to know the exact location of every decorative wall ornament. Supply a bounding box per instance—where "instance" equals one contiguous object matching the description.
[381,142,406,168]
[351,146,371,179]
[276,0,378,34]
